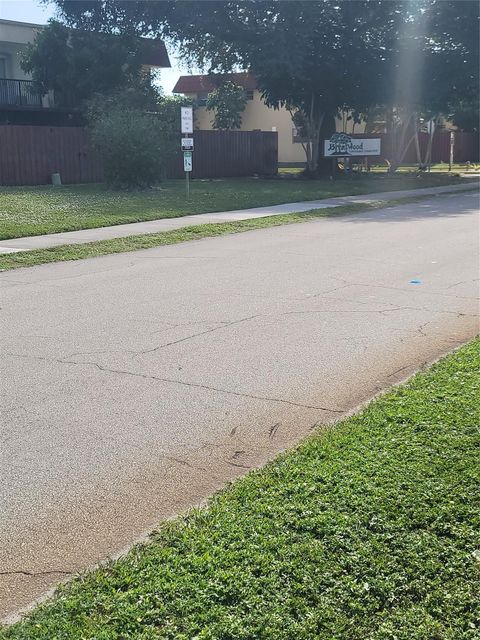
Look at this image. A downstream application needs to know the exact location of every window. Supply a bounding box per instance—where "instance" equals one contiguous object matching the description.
[245,90,254,100]
[0,57,7,79]
[197,92,208,107]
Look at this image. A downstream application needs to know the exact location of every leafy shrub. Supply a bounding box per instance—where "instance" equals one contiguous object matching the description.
[89,92,193,189]
[91,107,165,189]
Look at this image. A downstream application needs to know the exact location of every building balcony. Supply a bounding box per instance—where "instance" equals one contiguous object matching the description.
[0,78,45,108]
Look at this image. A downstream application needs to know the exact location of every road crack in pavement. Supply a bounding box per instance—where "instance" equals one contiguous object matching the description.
[3,352,345,413]
[416,321,432,338]
[386,364,416,378]
[0,570,71,577]
[444,278,480,291]
[137,314,260,355]
[319,279,480,301]
[158,453,207,472]
[283,307,476,318]
[62,316,260,360]
[269,423,281,439]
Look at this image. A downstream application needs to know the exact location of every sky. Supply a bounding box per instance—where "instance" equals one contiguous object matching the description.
[0,0,184,94]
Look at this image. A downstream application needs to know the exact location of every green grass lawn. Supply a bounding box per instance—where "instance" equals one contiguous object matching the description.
[3,339,479,640]
[0,195,437,271]
[0,172,469,240]
[369,162,480,174]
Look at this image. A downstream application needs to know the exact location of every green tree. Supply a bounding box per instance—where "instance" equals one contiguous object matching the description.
[49,0,400,174]
[206,81,247,130]
[47,0,479,173]
[21,19,156,109]
[382,0,479,170]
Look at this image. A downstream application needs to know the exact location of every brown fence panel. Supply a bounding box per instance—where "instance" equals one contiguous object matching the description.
[0,125,277,185]
[167,130,278,179]
[352,131,479,165]
[0,125,104,185]
[453,131,479,163]
[2,124,475,186]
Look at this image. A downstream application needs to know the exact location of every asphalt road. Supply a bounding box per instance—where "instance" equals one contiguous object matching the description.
[1,191,479,620]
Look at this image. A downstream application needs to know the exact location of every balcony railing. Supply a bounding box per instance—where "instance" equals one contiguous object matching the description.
[0,78,43,107]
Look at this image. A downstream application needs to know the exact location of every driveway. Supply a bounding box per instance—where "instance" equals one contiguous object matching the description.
[1,191,479,620]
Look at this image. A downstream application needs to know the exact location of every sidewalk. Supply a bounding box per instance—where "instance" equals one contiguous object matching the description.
[0,182,476,254]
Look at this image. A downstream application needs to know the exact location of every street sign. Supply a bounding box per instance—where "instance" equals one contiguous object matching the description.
[184,151,193,172]
[181,107,193,134]
[323,133,381,157]
[181,137,194,151]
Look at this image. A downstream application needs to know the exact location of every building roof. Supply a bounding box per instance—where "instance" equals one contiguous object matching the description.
[0,18,44,28]
[0,18,170,68]
[139,38,171,68]
[173,72,256,94]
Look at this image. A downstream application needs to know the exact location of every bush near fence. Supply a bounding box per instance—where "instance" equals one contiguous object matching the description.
[0,125,477,186]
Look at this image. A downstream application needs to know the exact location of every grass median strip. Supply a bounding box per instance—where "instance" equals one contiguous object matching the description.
[2,339,479,639]
[0,173,469,240]
[0,194,453,271]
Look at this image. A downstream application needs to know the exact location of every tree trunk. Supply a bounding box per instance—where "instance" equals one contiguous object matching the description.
[316,113,337,177]
[310,114,323,173]
[389,112,416,172]
[412,113,421,166]
[414,130,421,166]
[422,122,435,170]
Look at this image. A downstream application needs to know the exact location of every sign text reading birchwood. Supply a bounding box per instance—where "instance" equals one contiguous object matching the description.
[324,133,381,157]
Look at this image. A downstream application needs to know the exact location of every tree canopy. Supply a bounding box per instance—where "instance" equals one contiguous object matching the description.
[44,0,479,170]
[21,19,156,109]
[206,81,247,130]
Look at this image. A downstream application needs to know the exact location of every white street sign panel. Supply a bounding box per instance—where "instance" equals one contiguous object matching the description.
[184,151,193,172]
[324,133,381,157]
[181,107,193,134]
[181,137,194,151]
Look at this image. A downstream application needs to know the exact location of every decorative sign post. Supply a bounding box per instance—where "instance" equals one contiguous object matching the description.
[323,133,381,157]
[181,107,193,198]
[323,133,381,178]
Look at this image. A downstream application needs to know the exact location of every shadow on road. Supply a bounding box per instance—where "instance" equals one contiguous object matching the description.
[336,191,479,224]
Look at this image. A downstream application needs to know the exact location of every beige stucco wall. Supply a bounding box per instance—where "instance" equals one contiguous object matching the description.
[0,42,30,79]
[188,90,307,165]
[0,20,42,80]
[185,89,373,165]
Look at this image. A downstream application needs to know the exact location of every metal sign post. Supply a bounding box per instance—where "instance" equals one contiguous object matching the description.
[183,151,192,197]
[181,107,194,199]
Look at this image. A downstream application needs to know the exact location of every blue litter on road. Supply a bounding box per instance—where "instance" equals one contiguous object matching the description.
[409,279,422,284]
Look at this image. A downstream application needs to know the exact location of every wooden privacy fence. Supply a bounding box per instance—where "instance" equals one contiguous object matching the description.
[350,131,479,165]
[0,126,278,186]
[167,130,278,179]
[0,125,104,186]
[0,125,477,186]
